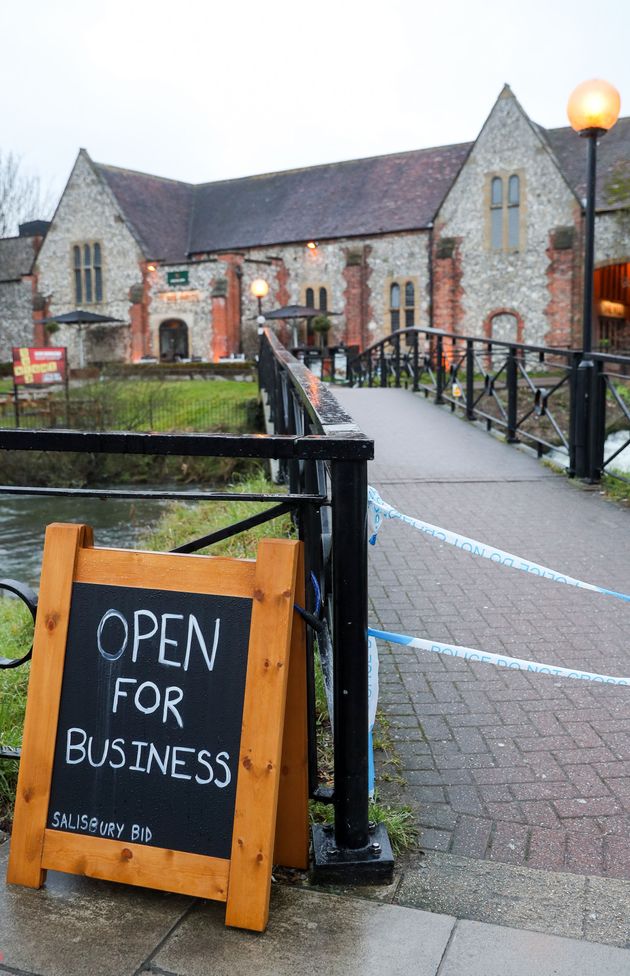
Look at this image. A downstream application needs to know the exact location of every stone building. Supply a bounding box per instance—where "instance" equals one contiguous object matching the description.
[0,221,48,360]
[3,85,630,365]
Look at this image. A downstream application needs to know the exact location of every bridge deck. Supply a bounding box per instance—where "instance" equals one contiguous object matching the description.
[335,386,630,880]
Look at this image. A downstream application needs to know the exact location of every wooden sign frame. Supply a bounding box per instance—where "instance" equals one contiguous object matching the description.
[7,524,309,932]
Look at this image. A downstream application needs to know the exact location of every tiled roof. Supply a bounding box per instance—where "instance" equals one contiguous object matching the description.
[91,116,630,262]
[92,143,471,261]
[95,164,194,262]
[0,236,35,282]
[188,143,472,253]
[542,116,630,210]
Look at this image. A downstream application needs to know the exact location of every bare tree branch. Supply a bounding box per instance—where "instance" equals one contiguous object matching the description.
[0,150,55,237]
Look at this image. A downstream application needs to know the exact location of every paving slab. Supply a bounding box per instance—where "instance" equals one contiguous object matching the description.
[396,852,586,941]
[151,886,455,976]
[335,386,630,881]
[0,843,192,976]
[439,918,630,976]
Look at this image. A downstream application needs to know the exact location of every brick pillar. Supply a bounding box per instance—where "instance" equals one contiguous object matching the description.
[432,236,464,334]
[218,255,244,356]
[211,279,229,361]
[545,227,577,348]
[343,246,372,349]
[129,279,147,361]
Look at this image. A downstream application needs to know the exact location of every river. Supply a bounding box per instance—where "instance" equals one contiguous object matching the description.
[0,493,170,588]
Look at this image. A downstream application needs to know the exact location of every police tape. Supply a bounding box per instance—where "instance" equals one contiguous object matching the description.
[367,485,630,604]
[368,627,630,686]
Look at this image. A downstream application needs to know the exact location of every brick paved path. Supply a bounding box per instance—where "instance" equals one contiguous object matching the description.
[335,387,630,879]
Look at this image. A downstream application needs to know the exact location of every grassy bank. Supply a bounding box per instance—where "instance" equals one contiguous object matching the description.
[0,599,33,830]
[0,379,263,487]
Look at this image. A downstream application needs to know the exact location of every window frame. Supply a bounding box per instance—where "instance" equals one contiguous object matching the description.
[72,241,104,305]
[486,171,525,254]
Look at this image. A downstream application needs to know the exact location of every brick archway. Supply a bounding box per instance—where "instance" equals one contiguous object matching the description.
[483,308,524,345]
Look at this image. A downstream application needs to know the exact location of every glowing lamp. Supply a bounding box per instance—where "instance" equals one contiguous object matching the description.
[306,241,318,251]
[147,264,156,272]
[567,79,621,133]
[250,278,269,299]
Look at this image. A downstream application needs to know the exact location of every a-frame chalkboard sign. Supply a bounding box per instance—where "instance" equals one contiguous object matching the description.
[7,523,308,932]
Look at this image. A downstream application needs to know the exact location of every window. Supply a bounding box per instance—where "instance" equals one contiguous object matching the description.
[508,175,520,249]
[490,177,503,251]
[304,285,328,310]
[390,283,400,331]
[488,174,522,252]
[388,279,417,334]
[73,243,103,304]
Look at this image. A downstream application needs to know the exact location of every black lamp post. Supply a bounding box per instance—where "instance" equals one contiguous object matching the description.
[567,79,621,478]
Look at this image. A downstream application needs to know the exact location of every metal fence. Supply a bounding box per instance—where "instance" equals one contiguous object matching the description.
[0,391,259,433]
[349,326,630,484]
[0,330,389,882]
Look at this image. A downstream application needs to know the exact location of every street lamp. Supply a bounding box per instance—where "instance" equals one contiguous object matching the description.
[567,79,621,478]
[250,278,269,316]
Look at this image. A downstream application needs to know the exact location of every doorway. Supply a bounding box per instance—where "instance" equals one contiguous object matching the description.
[159,319,189,361]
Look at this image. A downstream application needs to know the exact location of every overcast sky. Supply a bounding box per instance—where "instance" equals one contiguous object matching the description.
[3,0,630,207]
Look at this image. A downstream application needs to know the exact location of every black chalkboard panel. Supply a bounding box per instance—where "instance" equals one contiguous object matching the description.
[47,581,252,859]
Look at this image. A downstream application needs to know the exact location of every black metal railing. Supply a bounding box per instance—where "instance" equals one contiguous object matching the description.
[0,328,389,880]
[349,326,630,483]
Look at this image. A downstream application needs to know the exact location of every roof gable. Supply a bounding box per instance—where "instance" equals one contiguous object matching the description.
[94,163,194,261]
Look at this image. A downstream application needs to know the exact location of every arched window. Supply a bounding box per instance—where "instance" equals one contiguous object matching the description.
[508,175,520,249]
[318,286,328,311]
[73,242,104,303]
[390,283,400,332]
[490,177,503,251]
[404,282,415,328]
[305,287,315,308]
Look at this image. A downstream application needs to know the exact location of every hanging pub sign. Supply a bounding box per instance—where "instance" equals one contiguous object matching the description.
[7,525,308,932]
[167,270,189,287]
[12,347,67,385]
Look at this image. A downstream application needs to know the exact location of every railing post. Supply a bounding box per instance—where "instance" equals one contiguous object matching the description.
[380,344,387,388]
[312,458,393,881]
[588,359,606,482]
[507,346,518,443]
[412,332,419,392]
[574,359,591,479]
[435,334,445,404]
[394,334,401,388]
[465,340,474,420]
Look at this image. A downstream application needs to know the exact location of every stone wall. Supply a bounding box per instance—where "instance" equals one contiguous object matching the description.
[35,151,143,366]
[0,279,33,361]
[435,88,580,346]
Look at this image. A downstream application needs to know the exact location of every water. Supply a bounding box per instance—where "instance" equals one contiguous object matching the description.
[0,494,170,588]
[548,430,630,474]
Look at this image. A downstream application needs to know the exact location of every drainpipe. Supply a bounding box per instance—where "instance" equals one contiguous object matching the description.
[427,223,434,330]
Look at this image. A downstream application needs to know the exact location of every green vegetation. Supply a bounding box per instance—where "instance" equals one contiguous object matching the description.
[0,379,262,487]
[0,599,33,828]
[602,470,630,504]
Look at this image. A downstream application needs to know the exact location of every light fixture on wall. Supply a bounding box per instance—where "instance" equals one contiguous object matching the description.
[306,241,318,251]
[147,264,156,272]
[567,78,621,479]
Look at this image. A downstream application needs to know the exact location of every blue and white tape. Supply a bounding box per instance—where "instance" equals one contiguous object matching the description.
[367,485,630,603]
[368,627,630,687]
